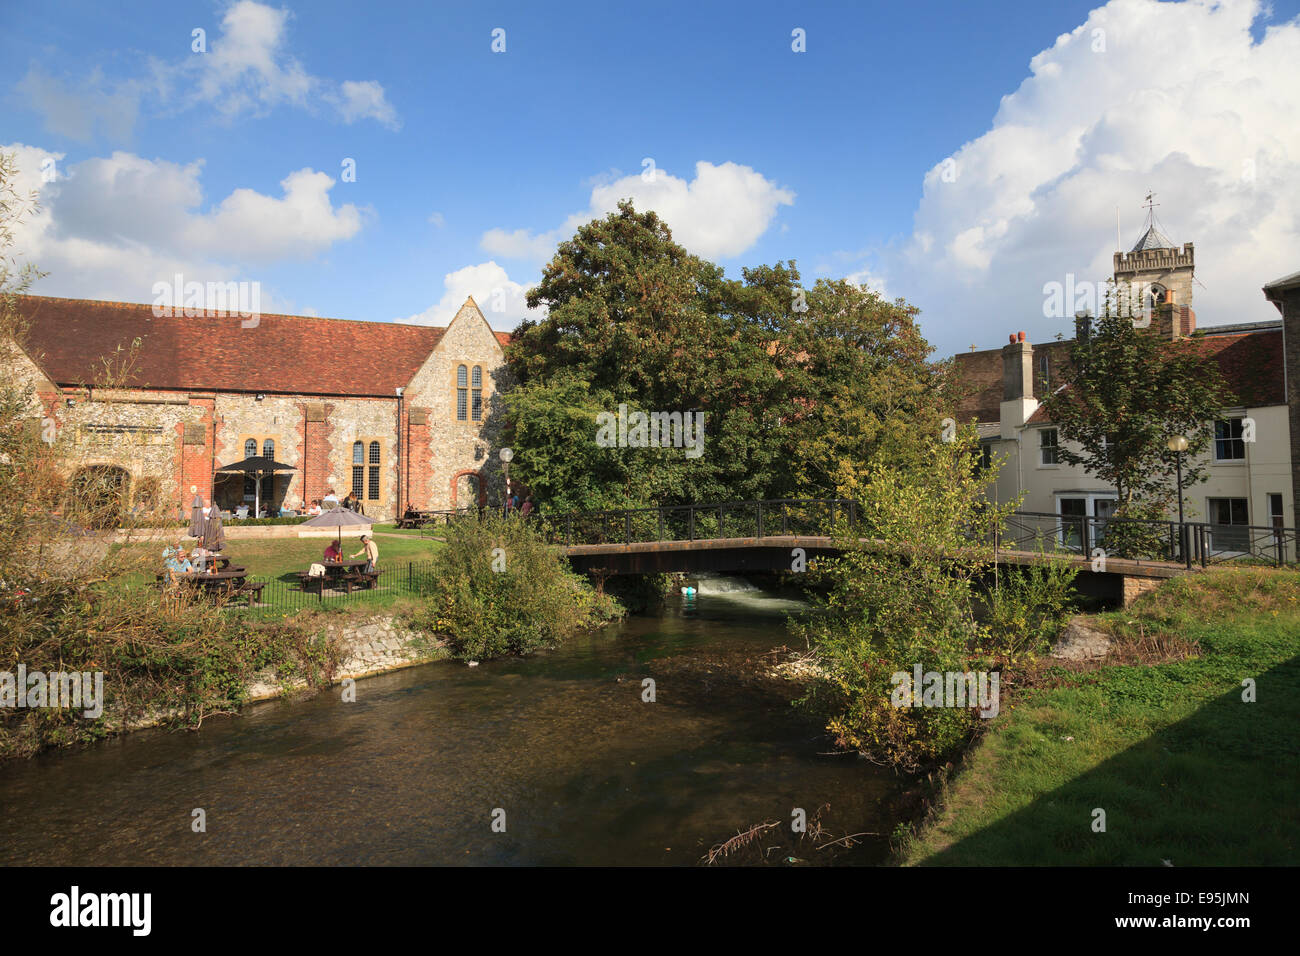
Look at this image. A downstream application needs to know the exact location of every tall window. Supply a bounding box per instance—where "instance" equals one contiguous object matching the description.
[1039,428,1059,466]
[244,438,257,457]
[456,365,468,420]
[1214,418,1245,461]
[351,441,364,498]
[471,365,483,421]
[1038,353,1050,391]
[368,441,381,500]
[263,438,274,459]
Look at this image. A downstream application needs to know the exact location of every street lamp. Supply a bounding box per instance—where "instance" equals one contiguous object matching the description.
[1167,435,1188,562]
[499,447,513,514]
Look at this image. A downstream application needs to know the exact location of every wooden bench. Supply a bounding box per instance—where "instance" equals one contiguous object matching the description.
[295,571,327,594]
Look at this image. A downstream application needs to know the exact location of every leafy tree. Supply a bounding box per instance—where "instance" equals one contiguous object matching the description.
[504,201,947,510]
[1039,308,1228,527]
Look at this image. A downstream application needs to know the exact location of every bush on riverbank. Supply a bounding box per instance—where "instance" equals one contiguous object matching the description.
[795,438,1077,772]
[406,513,622,660]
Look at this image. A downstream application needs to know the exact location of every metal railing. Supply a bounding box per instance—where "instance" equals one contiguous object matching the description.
[999,511,1297,568]
[403,497,1299,569]
[149,559,442,613]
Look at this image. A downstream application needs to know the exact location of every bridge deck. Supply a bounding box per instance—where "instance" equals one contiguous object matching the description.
[562,535,1189,580]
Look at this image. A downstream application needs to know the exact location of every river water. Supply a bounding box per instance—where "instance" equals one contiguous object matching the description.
[0,577,903,866]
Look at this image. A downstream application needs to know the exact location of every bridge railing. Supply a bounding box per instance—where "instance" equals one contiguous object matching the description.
[538,498,861,547]
[998,511,1297,568]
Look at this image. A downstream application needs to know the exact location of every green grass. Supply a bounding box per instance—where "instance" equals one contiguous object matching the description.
[899,567,1300,866]
[109,534,445,613]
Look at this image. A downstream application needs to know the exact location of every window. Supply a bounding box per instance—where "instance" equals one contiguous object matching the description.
[243,475,257,501]
[1214,418,1245,461]
[1208,497,1249,552]
[1039,428,1059,466]
[1269,493,1284,531]
[1055,495,1115,552]
[368,441,380,500]
[979,443,992,471]
[263,438,274,459]
[1038,353,1050,391]
[351,441,364,499]
[457,365,468,421]
[244,438,257,458]
[471,365,483,421]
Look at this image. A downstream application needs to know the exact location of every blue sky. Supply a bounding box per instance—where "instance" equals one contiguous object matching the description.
[4,0,1298,356]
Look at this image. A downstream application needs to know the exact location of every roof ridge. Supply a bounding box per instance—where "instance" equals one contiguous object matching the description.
[15,293,448,332]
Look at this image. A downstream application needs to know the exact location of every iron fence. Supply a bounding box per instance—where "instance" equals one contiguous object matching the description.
[148,559,442,613]
[999,511,1297,568]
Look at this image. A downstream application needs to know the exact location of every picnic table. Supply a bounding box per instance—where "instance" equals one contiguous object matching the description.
[296,559,380,595]
[158,567,264,605]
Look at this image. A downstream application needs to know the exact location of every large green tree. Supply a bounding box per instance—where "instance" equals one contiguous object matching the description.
[503,201,948,514]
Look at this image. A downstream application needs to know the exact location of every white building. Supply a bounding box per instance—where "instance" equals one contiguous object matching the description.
[953,223,1291,559]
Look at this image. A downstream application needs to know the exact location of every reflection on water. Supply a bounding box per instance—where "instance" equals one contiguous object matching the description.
[0,579,900,866]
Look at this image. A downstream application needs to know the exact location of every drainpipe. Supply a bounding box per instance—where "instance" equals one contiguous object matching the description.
[396,387,405,520]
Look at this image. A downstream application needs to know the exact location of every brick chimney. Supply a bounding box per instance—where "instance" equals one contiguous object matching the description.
[1000,330,1037,439]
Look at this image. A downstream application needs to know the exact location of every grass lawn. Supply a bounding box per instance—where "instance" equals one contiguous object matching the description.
[117,534,441,581]
[899,566,1300,866]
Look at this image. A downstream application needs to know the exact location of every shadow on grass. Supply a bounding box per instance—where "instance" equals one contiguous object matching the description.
[919,654,1300,866]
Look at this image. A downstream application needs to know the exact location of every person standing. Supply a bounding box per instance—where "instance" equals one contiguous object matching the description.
[350,534,379,574]
[520,495,534,517]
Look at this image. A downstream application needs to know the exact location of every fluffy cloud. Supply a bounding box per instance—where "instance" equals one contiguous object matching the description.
[15,0,399,140]
[872,0,1300,354]
[401,261,541,331]
[481,160,794,263]
[4,143,363,305]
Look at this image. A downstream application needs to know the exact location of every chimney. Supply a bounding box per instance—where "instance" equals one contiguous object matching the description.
[1074,310,1091,343]
[1000,330,1038,439]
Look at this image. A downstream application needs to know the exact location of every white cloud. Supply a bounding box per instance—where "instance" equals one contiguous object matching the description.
[402,261,542,331]
[13,0,399,139]
[869,0,1300,353]
[481,160,794,263]
[4,143,363,304]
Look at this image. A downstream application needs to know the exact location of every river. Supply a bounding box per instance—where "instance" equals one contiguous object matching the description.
[0,576,905,866]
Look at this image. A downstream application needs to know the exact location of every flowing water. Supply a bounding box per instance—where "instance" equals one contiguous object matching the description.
[0,576,905,866]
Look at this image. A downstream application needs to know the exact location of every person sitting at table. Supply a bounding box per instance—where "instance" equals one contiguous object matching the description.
[324,540,342,563]
[190,546,210,572]
[350,534,379,574]
[322,488,340,510]
[307,499,323,516]
[163,545,194,582]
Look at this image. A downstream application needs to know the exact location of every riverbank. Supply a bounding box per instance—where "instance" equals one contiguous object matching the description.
[896,566,1300,866]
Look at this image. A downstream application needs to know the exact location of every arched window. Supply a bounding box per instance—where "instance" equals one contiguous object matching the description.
[352,441,365,499]
[456,365,468,421]
[263,438,274,459]
[471,365,483,421]
[368,441,381,500]
[244,438,257,458]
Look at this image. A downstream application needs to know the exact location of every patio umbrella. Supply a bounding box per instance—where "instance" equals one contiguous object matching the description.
[214,455,297,521]
[299,505,375,550]
[187,493,205,538]
[202,503,226,554]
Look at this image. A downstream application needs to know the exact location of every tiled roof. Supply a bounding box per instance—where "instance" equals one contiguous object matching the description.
[1023,330,1285,424]
[14,295,451,397]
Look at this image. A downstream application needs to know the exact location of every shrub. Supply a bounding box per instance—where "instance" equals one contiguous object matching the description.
[407,513,621,659]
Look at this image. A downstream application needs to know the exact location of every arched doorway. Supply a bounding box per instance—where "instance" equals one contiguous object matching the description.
[451,470,482,509]
[69,465,131,527]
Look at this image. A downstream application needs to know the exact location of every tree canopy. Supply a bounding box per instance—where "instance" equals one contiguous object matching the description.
[502,200,948,514]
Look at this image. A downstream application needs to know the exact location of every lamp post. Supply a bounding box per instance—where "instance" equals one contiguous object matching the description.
[499,447,513,515]
[1167,434,1188,563]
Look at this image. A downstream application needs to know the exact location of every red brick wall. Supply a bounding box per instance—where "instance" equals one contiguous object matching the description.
[295,402,337,508]
[174,396,218,514]
[404,406,432,511]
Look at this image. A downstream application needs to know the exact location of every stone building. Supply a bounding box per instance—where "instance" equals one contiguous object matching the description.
[952,223,1293,555]
[6,294,510,521]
